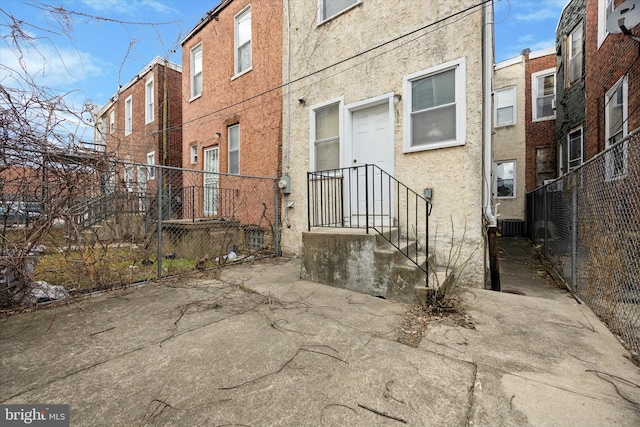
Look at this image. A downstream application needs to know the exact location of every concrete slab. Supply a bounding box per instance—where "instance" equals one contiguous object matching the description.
[419,237,640,426]
[1,252,639,426]
[1,260,475,426]
[497,236,569,301]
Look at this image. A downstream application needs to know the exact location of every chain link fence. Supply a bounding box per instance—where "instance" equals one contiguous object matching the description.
[527,130,640,358]
[1,159,278,308]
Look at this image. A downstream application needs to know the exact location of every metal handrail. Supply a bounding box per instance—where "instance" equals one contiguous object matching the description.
[307,164,432,286]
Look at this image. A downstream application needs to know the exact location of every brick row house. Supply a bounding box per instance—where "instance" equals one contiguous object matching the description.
[95,1,501,297]
[554,0,639,174]
[492,47,557,236]
[96,56,183,215]
[180,0,282,179]
[494,0,640,237]
[179,0,283,228]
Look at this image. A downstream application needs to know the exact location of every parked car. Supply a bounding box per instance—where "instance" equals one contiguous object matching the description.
[0,201,41,224]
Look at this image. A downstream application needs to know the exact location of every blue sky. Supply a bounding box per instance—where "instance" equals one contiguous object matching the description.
[494,0,568,62]
[0,0,567,141]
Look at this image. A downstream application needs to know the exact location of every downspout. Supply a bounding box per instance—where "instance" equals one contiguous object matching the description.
[483,1,500,291]
[284,0,291,177]
[163,60,168,167]
[483,1,496,228]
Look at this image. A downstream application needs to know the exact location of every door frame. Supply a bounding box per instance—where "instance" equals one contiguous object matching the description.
[344,93,395,224]
[343,92,395,174]
[203,146,219,216]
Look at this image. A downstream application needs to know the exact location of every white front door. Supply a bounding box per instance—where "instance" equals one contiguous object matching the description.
[203,147,219,216]
[349,101,393,225]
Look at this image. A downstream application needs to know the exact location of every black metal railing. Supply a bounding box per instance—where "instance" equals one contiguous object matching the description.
[181,186,237,221]
[307,164,432,285]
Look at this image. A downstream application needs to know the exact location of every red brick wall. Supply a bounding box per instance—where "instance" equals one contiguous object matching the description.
[101,62,183,169]
[525,53,557,192]
[585,0,640,159]
[181,0,283,179]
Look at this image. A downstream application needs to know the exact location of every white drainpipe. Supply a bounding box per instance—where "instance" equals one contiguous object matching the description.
[483,1,496,227]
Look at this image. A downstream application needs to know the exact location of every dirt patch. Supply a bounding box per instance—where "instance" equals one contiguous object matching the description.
[397,296,476,348]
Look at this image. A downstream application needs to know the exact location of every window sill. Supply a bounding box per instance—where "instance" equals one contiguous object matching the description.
[189,94,202,103]
[403,139,465,153]
[231,67,253,81]
[532,116,555,122]
[496,196,516,200]
[495,123,516,128]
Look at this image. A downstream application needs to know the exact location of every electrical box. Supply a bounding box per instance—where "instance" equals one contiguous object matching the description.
[278,175,291,195]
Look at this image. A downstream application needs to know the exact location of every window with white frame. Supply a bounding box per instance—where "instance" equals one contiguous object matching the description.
[109,110,115,134]
[319,0,360,22]
[235,6,252,76]
[567,24,583,85]
[190,44,202,99]
[124,95,132,136]
[532,69,555,121]
[495,161,515,198]
[605,75,628,179]
[190,145,198,164]
[312,102,340,171]
[403,58,466,151]
[147,152,156,180]
[145,77,154,124]
[494,86,516,127]
[598,0,614,48]
[567,127,583,170]
[228,124,240,175]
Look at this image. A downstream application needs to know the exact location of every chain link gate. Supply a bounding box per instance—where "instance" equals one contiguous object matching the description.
[527,130,640,359]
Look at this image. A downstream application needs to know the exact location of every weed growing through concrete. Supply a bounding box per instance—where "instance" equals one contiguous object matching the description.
[398,217,482,347]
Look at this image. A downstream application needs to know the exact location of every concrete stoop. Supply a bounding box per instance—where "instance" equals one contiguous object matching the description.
[302,228,448,304]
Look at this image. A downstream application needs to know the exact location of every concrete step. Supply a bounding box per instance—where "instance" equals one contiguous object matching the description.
[415,266,456,304]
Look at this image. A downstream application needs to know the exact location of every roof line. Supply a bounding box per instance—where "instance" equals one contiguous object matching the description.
[181,0,234,46]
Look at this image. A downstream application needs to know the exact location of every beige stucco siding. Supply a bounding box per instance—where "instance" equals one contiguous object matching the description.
[493,57,527,221]
[281,1,487,285]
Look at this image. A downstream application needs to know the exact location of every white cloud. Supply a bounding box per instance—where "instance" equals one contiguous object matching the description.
[496,0,567,22]
[0,33,106,144]
[515,9,559,22]
[79,0,178,17]
[528,38,556,52]
[0,41,106,89]
[517,34,535,43]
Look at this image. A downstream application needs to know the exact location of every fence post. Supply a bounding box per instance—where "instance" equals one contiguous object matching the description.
[365,165,369,234]
[571,173,578,292]
[156,167,163,279]
[274,176,280,256]
[307,172,311,231]
[543,186,548,259]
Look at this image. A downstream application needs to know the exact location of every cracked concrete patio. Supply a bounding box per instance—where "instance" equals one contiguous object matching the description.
[1,240,639,426]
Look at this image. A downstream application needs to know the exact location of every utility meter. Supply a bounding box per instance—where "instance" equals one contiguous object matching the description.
[278,175,291,195]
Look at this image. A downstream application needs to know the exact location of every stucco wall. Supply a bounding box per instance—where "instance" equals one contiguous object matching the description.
[281,0,487,286]
[493,56,526,221]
